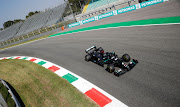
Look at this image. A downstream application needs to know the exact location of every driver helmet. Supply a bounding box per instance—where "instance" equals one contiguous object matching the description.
[112,52,115,56]
[98,47,104,54]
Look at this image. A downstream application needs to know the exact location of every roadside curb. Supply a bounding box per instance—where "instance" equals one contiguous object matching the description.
[0,56,128,107]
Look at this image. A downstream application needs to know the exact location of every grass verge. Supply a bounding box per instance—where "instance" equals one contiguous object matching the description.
[0,59,99,107]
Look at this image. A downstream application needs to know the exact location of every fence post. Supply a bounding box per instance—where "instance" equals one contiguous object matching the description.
[0,42,2,47]
[3,41,6,46]
[32,32,35,36]
[10,39,12,43]
[38,30,41,34]
[1,42,4,47]
[53,24,57,29]
[18,37,20,41]
[0,42,3,46]
[10,39,13,43]
[5,41,8,45]
[51,25,54,30]
[21,36,24,40]
[12,39,14,43]
[27,34,29,38]
[12,38,15,43]
[8,40,10,44]
[45,27,48,32]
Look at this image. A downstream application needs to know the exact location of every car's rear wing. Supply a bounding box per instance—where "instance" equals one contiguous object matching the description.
[85,46,96,53]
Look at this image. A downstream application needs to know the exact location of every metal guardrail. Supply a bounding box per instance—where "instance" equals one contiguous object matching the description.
[75,0,138,21]
[0,19,76,48]
[0,79,24,107]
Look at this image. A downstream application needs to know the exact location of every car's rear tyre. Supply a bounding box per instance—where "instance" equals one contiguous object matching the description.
[106,64,115,73]
[122,54,130,62]
[114,72,120,77]
[85,55,91,62]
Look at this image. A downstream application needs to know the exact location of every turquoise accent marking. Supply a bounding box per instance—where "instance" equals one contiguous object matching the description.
[103,59,111,63]
[132,61,136,64]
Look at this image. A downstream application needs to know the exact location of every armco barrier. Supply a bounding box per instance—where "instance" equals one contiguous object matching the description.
[68,0,168,28]
[0,79,25,107]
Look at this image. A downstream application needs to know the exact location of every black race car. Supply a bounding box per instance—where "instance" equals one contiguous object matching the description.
[85,46,138,76]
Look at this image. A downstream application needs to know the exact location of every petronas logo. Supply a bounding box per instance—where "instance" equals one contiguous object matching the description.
[113,10,117,15]
[79,21,83,25]
[135,4,141,9]
[95,16,99,20]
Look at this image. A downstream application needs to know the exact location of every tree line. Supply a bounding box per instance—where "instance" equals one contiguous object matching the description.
[0,11,40,31]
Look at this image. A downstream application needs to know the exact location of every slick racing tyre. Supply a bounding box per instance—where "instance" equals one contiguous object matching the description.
[85,55,91,62]
[122,54,130,62]
[114,71,120,77]
[114,69,126,77]
[106,64,115,73]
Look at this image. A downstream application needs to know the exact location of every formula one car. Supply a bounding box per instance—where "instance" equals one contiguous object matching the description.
[85,46,138,76]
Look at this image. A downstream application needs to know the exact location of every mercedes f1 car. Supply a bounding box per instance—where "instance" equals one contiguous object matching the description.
[85,46,138,76]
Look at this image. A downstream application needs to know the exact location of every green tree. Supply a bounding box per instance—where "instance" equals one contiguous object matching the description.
[3,21,14,29]
[3,19,24,29]
[68,0,86,13]
[0,28,3,31]
[26,11,40,19]
[35,11,40,13]
[63,0,86,17]
[14,19,24,24]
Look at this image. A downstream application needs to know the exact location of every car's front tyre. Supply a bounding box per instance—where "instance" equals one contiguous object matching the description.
[106,64,115,73]
[122,54,131,62]
[85,55,91,62]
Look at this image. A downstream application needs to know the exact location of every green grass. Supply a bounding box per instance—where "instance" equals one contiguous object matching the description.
[0,59,99,107]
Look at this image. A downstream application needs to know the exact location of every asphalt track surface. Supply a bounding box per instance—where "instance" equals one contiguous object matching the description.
[1,24,180,107]
[0,0,180,107]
